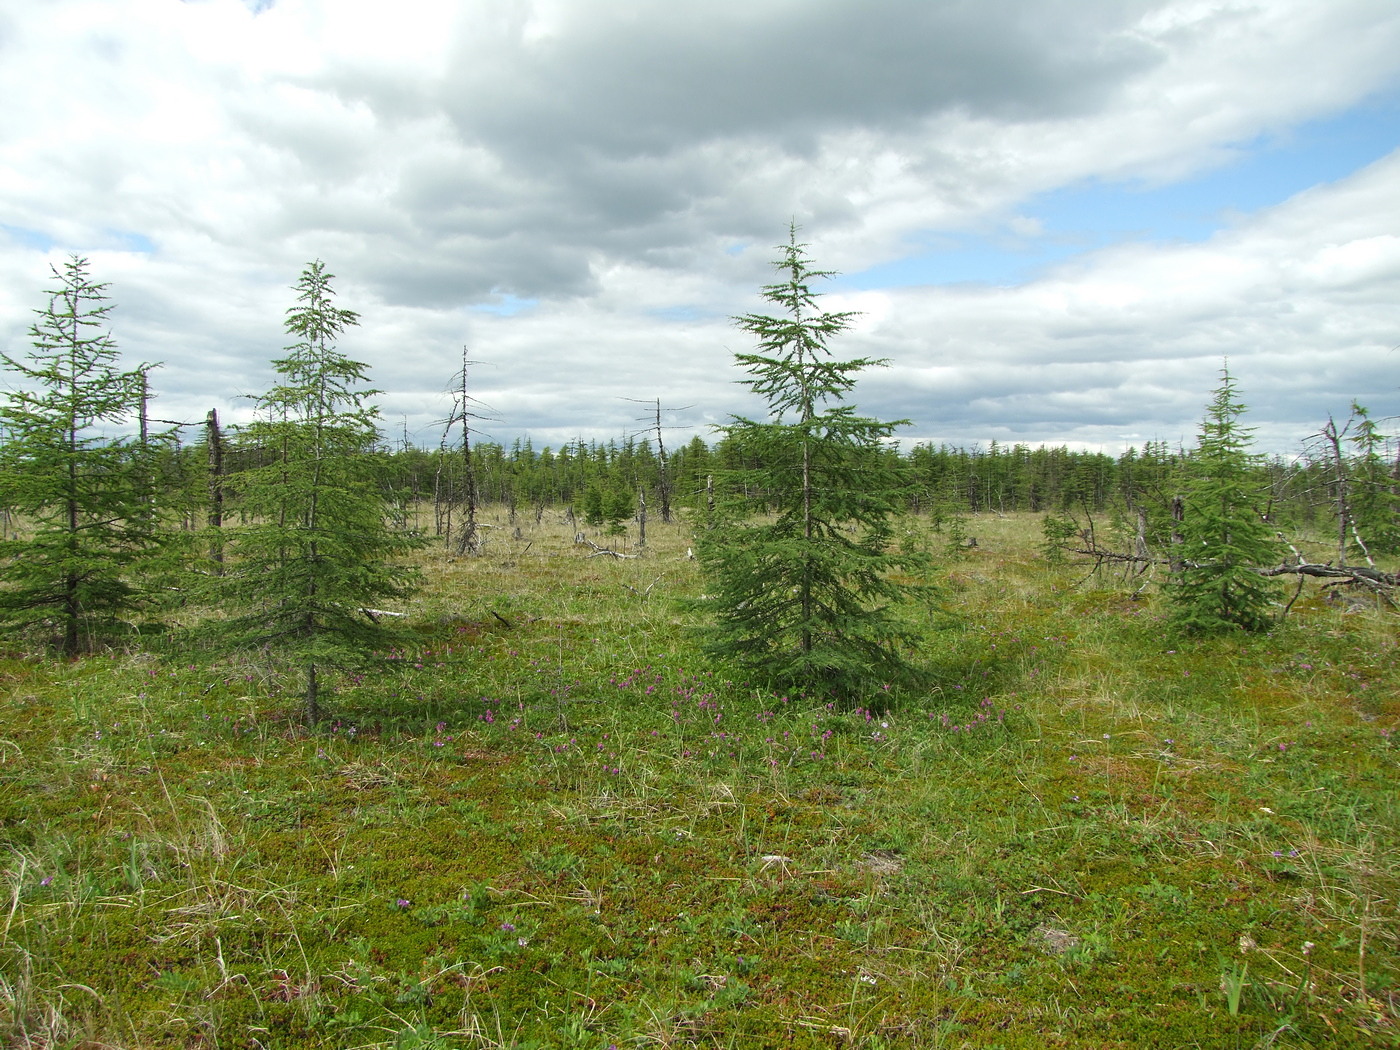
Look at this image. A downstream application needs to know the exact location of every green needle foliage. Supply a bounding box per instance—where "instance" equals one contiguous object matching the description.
[214,261,424,722]
[1169,367,1283,633]
[1347,402,1400,558]
[582,480,634,536]
[695,226,927,701]
[0,256,168,655]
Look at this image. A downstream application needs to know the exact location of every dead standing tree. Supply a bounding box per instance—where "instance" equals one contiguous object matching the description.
[623,396,692,527]
[437,348,493,556]
[1311,414,1357,566]
[205,408,225,570]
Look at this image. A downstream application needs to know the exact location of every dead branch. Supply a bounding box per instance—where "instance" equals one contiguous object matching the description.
[1257,561,1399,588]
[361,608,407,622]
[1263,532,1397,594]
[580,538,639,560]
[1263,562,1396,613]
[1064,544,1169,587]
[1281,573,1307,618]
[1067,547,1168,567]
[622,574,667,597]
[1063,534,1397,608]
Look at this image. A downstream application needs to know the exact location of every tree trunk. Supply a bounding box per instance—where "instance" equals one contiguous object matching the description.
[206,409,225,570]
[305,662,320,724]
[653,399,673,524]
[1170,494,1185,573]
[454,349,480,556]
[1319,416,1350,564]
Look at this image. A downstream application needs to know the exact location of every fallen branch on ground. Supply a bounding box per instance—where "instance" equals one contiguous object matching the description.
[623,574,666,597]
[579,538,639,559]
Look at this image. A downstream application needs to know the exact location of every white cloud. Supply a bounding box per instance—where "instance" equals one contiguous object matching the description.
[0,0,1397,457]
[874,150,1400,450]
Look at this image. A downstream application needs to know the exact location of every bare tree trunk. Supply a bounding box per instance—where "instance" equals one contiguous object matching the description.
[1319,416,1351,564]
[138,370,149,446]
[434,439,449,539]
[305,662,320,725]
[206,409,225,571]
[454,348,480,555]
[1170,494,1185,573]
[626,397,678,524]
[653,399,673,524]
[637,486,647,549]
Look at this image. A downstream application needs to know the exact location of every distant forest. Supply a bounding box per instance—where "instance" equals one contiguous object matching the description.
[157,420,1393,548]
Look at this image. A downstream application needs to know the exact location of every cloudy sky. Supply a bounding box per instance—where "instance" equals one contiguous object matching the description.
[2,0,1399,456]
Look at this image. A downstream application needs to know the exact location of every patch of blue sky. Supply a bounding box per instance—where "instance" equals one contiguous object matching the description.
[0,226,155,254]
[105,230,155,253]
[1,224,56,250]
[471,294,538,317]
[843,234,1083,288]
[843,87,1400,291]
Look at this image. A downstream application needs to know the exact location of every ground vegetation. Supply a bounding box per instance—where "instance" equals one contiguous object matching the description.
[0,509,1395,1048]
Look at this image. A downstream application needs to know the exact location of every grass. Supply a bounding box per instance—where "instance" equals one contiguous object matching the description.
[0,508,1397,1048]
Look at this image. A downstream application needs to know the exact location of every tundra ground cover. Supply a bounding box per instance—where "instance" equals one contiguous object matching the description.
[1,511,1396,1048]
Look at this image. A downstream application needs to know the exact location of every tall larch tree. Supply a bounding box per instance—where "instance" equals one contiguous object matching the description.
[0,256,168,654]
[214,261,423,722]
[695,225,928,700]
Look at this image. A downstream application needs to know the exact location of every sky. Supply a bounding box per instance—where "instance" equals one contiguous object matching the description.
[1,0,1399,457]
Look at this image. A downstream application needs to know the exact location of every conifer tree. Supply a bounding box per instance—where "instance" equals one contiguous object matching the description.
[215,261,423,722]
[1347,403,1400,558]
[695,226,926,700]
[0,256,167,654]
[582,481,633,536]
[1168,368,1282,633]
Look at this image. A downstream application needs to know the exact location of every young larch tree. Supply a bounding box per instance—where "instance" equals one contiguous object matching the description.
[695,226,927,700]
[215,261,423,722]
[1168,368,1283,633]
[0,256,168,654]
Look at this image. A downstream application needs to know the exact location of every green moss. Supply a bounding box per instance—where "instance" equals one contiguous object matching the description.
[1,514,1397,1047]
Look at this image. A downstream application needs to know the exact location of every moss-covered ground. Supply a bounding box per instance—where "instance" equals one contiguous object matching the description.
[1,511,1396,1048]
